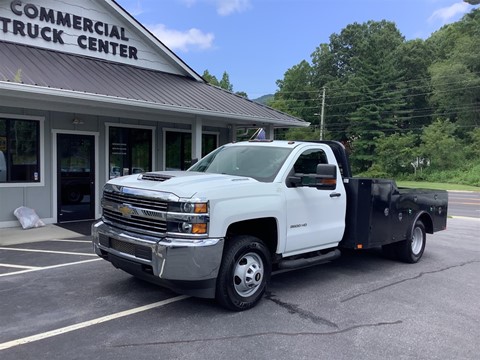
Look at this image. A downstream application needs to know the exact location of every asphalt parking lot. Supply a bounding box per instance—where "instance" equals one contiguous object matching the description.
[0,216,479,360]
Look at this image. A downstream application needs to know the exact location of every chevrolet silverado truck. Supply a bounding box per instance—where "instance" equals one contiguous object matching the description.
[92,140,448,311]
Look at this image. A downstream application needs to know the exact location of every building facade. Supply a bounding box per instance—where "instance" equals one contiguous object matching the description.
[0,0,307,227]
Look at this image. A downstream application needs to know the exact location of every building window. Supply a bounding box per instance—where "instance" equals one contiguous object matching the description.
[0,118,40,183]
[165,131,218,170]
[202,133,218,157]
[165,131,191,171]
[109,127,152,179]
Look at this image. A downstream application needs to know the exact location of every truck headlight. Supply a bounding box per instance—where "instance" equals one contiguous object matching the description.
[167,201,209,237]
[169,202,208,214]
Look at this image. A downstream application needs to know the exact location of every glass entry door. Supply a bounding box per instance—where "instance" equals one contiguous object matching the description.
[57,134,95,222]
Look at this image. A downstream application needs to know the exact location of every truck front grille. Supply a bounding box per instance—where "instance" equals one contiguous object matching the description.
[103,192,167,212]
[102,191,168,236]
[103,209,167,234]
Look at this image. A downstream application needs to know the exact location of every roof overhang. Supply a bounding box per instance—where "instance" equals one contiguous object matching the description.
[0,81,310,128]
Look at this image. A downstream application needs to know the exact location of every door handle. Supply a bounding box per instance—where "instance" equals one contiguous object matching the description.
[330,192,341,198]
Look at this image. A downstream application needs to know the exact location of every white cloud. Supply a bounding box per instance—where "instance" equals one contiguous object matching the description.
[148,24,215,52]
[124,0,144,16]
[216,0,251,16]
[429,2,471,24]
[179,0,251,16]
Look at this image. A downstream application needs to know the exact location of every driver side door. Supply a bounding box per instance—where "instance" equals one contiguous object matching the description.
[283,147,346,255]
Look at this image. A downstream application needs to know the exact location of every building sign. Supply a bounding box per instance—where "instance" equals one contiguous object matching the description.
[0,1,138,60]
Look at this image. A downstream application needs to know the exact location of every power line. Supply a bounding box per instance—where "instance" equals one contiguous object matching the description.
[273,67,480,96]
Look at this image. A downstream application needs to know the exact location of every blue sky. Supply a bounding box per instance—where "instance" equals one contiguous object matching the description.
[116,0,478,99]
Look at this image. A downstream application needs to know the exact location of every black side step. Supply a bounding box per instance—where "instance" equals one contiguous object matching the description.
[278,249,341,270]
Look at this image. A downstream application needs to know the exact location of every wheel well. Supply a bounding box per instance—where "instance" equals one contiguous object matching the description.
[418,213,433,234]
[226,217,278,255]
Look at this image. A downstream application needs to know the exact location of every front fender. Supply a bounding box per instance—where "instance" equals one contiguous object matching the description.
[208,185,286,252]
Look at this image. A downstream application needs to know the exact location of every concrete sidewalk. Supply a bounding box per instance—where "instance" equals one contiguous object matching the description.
[0,224,89,247]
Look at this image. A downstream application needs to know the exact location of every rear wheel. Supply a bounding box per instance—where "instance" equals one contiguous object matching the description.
[216,235,271,311]
[396,220,426,263]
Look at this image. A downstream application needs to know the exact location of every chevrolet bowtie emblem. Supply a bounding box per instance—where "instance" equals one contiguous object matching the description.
[118,204,134,217]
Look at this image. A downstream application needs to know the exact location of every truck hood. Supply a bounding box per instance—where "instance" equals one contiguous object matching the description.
[106,171,257,199]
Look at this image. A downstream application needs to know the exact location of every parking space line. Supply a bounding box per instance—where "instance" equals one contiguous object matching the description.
[0,258,103,278]
[0,263,40,270]
[0,247,96,257]
[0,295,189,350]
[451,216,480,221]
[47,239,92,244]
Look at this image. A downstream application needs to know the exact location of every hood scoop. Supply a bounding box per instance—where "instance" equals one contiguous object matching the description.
[140,173,174,182]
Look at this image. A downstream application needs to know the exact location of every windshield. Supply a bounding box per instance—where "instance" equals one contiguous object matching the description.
[188,145,292,182]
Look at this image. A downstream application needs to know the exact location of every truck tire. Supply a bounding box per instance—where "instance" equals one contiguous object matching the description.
[216,235,271,311]
[396,220,426,263]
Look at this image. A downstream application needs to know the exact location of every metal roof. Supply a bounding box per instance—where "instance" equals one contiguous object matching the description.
[0,41,308,127]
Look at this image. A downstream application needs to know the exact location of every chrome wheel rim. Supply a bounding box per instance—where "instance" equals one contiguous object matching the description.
[233,252,264,297]
[411,227,423,255]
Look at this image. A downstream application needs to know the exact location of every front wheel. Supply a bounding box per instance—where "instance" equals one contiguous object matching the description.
[396,220,426,263]
[216,235,271,311]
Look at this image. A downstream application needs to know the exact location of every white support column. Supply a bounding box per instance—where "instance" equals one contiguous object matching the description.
[192,117,202,161]
[266,125,275,140]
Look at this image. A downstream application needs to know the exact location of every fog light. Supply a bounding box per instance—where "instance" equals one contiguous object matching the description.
[180,222,193,233]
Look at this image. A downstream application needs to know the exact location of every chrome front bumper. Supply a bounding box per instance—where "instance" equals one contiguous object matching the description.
[91,221,224,298]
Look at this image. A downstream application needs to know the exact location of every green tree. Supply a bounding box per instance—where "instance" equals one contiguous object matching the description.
[202,69,219,86]
[269,60,317,123]
[427,9,480,132]
[235,91,248,98]
[420,119,460,170]
[393,40,435,131]
[429,62,480,129]
[269,9,480,183]
[375,132,419,176]
[202,70,248,98]
[282,127,320,141]
[465,127,480,158]
[328,21,407,172]
[219,71,233,92]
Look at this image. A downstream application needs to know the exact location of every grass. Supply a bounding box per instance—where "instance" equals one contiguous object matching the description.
[396,181,480,192]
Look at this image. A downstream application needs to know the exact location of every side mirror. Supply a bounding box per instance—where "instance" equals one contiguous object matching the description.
[287,164,337,190]
[313,163,337,189]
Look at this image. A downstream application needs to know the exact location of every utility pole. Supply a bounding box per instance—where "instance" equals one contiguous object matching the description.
[320,87,326,140]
